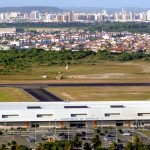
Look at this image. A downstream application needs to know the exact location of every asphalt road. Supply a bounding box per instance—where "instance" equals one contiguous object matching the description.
[24,88,63,102]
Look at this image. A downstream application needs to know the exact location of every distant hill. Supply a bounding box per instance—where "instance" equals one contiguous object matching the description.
[0,6,63,13]
[62,7,150,13]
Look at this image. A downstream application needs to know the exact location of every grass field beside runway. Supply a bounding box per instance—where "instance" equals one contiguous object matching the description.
[0,61,149,83]
[48,86,150,101]
[0,88,32,102]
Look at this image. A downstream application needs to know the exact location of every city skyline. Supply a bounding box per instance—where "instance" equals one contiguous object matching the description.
[0,0,150,8]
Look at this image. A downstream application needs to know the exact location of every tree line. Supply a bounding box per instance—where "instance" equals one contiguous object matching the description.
[0,49,149,74]
[1,22,150,33]
[87,22,150,33]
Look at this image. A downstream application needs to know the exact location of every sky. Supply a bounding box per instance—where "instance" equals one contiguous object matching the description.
[0,0,150,8]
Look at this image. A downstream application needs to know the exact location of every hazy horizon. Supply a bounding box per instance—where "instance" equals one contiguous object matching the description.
[0,0,150,8]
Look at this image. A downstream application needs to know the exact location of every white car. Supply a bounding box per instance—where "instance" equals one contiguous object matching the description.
[122,132,131,136]
[104,136,112,141]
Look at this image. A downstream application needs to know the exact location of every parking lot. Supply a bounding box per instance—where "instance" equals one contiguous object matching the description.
[0,127,150,148]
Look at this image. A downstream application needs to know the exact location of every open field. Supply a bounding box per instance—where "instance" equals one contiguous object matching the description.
[48,86,150,101]
[0,88,32,102]
[29,27,71,31]
[0,61,149,83]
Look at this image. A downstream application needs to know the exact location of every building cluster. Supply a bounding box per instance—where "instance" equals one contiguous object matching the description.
[1,9,150,23]
[0,27,150,52]
[0,28,150,53]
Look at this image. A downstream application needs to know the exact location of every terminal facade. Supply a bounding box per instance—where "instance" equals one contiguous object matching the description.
[0,101,150,129]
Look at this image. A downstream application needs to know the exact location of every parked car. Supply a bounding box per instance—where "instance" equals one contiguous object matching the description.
[76,133,83,136]
[104,136,112,141]
[100,133,105,136]
[59,133,65,136]
[122,132,132,136]
[41,135,48,140]
[27,137,36,142]
[82,132,86,135]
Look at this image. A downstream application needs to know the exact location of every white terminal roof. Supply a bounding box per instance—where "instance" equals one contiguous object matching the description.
[0,101,150,122]
[0,101,150,109]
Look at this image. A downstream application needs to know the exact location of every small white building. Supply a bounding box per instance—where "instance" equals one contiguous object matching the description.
[9,41,20,47]
[0,44,10,50]
[0,28,16,34]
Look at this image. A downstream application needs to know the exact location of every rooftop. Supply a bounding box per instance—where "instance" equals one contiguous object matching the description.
[0,101,150,110]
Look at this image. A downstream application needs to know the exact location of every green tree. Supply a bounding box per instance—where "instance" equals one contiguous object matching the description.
[70,136,82,150]
[17,145,31,150]
[83,143,92,150]
[0,144,6,150]
[91,134,102,149]
[125,142,133,150]
[95,127,101,134]
[109,142,119,150]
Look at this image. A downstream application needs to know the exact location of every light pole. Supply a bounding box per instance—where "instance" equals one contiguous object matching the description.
[13,129,14,141]
[35,125,36,140]
[116,126,118,143]
[101,118,103,133]
[55,121,56,134]
[4,120,7,131]
[68,129,69,142]
[132,125,135,143]
[49,121,50,130]
[86,122,87,139]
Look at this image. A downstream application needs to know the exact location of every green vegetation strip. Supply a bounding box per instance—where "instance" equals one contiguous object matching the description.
[0,88,32,102]
[0,61,149,82]
[48,86,150,101]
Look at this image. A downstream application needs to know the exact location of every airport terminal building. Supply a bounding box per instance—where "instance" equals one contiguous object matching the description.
[0,101,150,129]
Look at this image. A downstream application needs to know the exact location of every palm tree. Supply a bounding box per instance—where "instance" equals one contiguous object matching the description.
[71,136,82,150]
[94,127,101,134]
[0,144,6,150]
[109,142,119,150]
[83,143,92,150]
[11,141,17,150]
[17,145,31,150]
[125,142,133,150]
[43,142,54,150]
[91,134,102,150]
[36,143,44,150]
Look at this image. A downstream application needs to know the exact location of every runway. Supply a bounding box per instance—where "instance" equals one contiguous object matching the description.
[0,82,149,102]
[48,83,150,87]
[24,88,63,102]
[0,82,150,88]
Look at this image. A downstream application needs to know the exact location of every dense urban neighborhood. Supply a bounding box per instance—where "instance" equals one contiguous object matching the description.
[0,27,150,53]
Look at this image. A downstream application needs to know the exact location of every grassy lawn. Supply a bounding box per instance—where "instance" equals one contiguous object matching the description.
[48,86,150,101]
[0,88,33,102]
[0,61,149,82]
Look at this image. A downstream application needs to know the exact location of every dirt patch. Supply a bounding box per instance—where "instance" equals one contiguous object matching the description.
[69,73,126,79]
[62,92,75,100]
